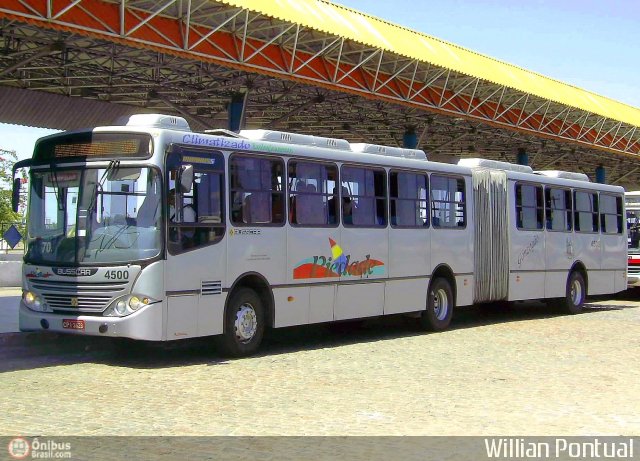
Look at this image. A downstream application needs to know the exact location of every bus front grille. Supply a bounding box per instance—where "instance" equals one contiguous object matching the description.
[30,279,128,313]
[44,294,114,312]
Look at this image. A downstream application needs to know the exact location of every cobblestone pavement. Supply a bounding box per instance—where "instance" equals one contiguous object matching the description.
[0,294,639,436]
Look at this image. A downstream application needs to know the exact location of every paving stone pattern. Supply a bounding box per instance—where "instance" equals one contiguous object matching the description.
[0,297,638,436]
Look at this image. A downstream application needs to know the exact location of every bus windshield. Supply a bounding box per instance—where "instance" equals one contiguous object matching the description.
[26,166,162,265]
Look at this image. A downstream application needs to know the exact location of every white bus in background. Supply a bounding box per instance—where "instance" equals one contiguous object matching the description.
[625,191,640,287]
[12,114,627,356]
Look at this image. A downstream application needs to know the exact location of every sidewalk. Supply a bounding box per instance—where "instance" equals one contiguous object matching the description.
[0,287,21,334]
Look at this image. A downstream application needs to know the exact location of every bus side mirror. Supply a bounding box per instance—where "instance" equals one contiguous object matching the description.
[12,178,21,212]
[178,164,194,193]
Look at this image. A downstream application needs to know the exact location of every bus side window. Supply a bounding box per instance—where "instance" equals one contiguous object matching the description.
[166,149,225,255]
[431,175,465,228]
[574,190,599,233]
[515,183,543,230]
[390,171,428,227]
[230,155,284,226]
[288,161,337,227]
[341,165,386,227]
[545,187,572,232]
[600,194,623,234]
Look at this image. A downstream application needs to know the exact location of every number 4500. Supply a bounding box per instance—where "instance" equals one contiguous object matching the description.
[104,270,129,280]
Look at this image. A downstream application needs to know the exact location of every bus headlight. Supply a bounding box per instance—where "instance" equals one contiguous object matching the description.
[22,291,51,312]
[129,296,143,311]
[115,300,127,316]
[24,291,36,305]
[104,295,157,317]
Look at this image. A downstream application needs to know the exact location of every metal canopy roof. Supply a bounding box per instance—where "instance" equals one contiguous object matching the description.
[223,0,640,127]
[1,0,640,188]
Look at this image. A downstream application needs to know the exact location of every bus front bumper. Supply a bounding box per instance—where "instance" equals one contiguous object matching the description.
[19,302,164,341]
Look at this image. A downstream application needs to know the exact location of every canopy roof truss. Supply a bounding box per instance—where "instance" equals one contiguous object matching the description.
[1,0,640,188]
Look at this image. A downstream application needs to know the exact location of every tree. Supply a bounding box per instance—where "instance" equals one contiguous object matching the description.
[0,149,25,224]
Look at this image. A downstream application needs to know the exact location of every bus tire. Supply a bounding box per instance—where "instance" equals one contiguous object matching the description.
[219,288,265,357]
[560,271,586,315]
[420,278,454,331]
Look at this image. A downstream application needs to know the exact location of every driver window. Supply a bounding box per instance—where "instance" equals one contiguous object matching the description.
[167,148,225,254]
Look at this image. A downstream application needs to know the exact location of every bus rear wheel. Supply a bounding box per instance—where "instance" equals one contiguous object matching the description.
[560,271,586,315]
[219,288,265,357]
[420,278,454,331]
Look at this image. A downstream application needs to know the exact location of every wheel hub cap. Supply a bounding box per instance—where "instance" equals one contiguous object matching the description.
[571,280,582,305]
[235,303,257,343]
[433,288,449,321]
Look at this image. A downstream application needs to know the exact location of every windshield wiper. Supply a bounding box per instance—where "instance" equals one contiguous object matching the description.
[86,160,120,220]
[50,164,64,211]
[95,224,134,255]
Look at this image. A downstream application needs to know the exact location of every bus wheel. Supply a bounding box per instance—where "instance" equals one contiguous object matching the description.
[420,278,454,331]
[561,271,586,315]
[219,288,265,357]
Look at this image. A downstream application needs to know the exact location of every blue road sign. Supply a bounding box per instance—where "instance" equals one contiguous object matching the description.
[3,225,22,249]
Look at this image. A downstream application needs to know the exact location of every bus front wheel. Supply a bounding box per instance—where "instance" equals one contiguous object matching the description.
[420,278,454,331]
[560,271,586,315]
[219,288,265,357]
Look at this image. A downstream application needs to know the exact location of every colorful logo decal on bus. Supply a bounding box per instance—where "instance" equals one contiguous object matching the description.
[293,238,385,279]
[25,267,53,279]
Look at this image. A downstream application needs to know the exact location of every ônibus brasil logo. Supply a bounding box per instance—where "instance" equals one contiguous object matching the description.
[7,438,71,459]
[7,438,30,459]
[293,238,385,279]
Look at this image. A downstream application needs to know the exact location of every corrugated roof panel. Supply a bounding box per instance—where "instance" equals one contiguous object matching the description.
[0,87,153,131]
[220,0,640,127]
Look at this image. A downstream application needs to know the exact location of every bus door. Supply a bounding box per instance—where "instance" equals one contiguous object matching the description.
[510,183,546,300]
[164,146,227,339]
[226,154,287,321]
[385,170,430,315]
[335,166,388,320]
[286,161,340,326]
[599,194,625,293]
[572,190,602,293]
[544,187,574,298]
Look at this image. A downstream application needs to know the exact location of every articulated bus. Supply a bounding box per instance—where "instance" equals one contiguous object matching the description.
[625,191,640,287]
[12,114,627,356]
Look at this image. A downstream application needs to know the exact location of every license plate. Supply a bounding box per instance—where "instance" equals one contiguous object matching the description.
[62,319,85,330]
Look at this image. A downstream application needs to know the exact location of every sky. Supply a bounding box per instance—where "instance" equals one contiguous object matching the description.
[1,0,638,161]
